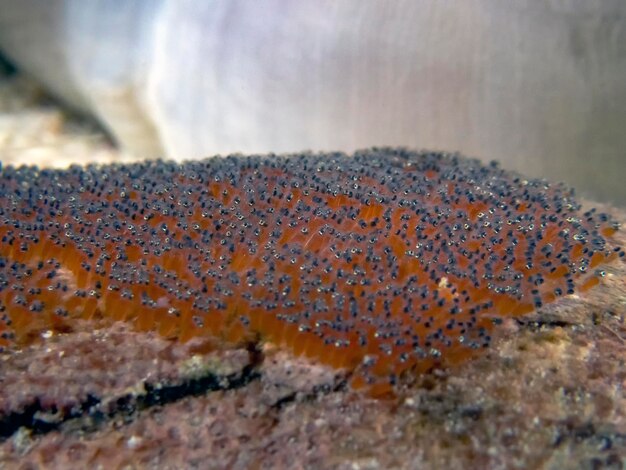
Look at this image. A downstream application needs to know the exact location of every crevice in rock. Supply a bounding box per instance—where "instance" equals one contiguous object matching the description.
[0,360,261,441]
[515,317,573,331]
[269,377,348,410]
[0,394,101,439]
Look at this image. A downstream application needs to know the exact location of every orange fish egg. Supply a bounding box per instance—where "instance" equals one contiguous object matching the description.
[0,149,622,395]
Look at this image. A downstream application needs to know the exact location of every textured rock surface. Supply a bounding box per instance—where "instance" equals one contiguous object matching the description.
[0,322,253,433]
[0,69,625,470]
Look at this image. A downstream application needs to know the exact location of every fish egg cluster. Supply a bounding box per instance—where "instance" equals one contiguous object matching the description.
[0,149,622,395]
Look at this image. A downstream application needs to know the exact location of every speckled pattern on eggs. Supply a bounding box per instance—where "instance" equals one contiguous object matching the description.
[0,148,622,395]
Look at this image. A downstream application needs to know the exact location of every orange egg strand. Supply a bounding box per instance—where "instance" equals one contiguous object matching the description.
[0,149,622,395]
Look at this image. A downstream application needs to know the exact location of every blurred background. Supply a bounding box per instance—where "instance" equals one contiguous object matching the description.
[0,0,624,205]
